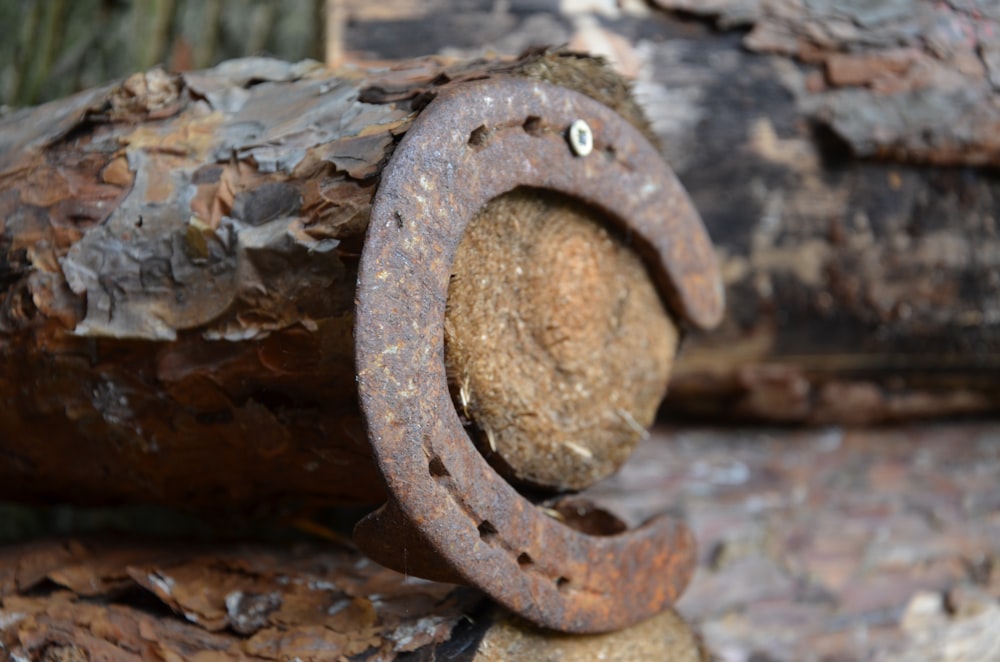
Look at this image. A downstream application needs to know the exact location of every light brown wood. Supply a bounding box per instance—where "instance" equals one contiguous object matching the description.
[446,188,677,490]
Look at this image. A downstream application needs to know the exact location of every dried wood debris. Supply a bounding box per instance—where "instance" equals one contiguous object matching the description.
[0,538,706,660]
[0,539,477,660]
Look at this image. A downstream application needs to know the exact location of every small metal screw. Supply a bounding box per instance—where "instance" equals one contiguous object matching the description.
[567,119,593,157]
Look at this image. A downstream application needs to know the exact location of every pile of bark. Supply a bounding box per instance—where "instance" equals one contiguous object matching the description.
[0,538,705,660]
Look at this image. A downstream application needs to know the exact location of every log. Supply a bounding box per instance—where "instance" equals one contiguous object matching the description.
[0,51,716,508]
[640,0,1000,423]
[338,1,1000,424]
[0,537,706,661]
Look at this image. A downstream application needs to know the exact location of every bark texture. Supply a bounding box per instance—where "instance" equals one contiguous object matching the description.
[641,0,1000,423]
[0,537,706,661]
[1,60,391,512]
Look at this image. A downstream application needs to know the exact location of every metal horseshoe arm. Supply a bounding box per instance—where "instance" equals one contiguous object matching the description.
[353,77,722,633]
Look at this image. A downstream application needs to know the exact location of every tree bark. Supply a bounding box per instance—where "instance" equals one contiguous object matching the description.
[2,59,391,512]
[639,1,1000,423]
[0,537,706,661]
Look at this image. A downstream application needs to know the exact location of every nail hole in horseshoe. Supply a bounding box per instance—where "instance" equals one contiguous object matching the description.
[517,552,534,567]
[478,520,498,540]
[522,116,542,135]
[468,125,489,147]
[428,455,450,478]
[556,576,571,591]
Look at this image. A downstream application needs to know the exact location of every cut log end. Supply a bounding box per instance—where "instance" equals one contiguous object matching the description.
[445,188,678,491]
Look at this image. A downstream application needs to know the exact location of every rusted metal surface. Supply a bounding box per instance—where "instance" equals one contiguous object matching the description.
[354,77,719,632]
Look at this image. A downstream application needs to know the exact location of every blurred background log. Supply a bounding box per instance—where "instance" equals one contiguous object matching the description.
[638,0,1000,424]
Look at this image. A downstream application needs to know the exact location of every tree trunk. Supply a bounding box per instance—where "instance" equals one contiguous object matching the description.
[0,51,711,509]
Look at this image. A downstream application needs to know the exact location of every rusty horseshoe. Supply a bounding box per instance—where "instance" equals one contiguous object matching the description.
[353,76,722,633]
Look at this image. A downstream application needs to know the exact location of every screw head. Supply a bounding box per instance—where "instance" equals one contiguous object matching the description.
[567,119,594,157]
